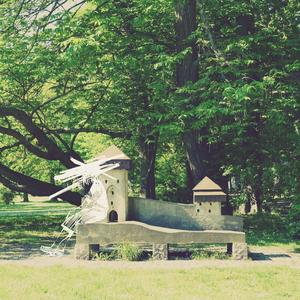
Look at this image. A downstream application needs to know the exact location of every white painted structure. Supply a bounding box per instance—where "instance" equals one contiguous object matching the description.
[91,145,131,222]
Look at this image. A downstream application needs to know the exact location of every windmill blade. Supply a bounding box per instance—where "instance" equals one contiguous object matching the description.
[49,180,81,200]
[70,157,85,166]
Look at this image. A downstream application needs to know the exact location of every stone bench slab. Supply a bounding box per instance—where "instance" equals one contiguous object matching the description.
[76,221,246,245]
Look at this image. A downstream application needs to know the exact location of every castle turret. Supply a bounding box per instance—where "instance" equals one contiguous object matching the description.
[193,176,226,215]
[91,145,131,222]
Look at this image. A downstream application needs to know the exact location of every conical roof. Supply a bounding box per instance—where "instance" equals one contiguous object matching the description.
[90,145,130,162]
[193,176,223,191]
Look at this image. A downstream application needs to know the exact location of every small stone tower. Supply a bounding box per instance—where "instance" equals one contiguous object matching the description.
[93,145,131,222]
[193,176,226,215]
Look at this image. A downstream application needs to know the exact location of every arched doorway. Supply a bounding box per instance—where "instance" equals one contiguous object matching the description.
[109,210,118,222]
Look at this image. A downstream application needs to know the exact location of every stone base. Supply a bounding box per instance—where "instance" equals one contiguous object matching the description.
[232,242,248,260]
[74,243,90,260]
[152,244,168,260]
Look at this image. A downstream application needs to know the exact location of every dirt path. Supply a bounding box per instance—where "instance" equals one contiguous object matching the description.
[0,246,299,269]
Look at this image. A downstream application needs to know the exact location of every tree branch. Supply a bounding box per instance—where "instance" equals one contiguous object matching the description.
[0,162,81,205]
[50,127,132,139]
[0,141,22,153]
[0,107,80,168]
[0,126,53,160]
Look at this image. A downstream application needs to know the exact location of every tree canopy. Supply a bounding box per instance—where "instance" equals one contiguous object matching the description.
[0,0,299,213]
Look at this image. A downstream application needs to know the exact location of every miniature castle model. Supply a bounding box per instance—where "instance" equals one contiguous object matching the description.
[93,145,131,222]
[75,145,248,260]
[193,176,226,216]
[96,146,228,222]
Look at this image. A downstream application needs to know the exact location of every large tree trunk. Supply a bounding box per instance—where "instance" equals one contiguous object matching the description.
[138,134,158,199]
[254,164,263,213]
[183,130,209,187]
[23,193,29,203]
[175,0,210,188]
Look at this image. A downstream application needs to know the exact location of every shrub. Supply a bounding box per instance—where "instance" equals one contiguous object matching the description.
[116,243,143,261]
[243,212,292,244]
[287,202,300,239]
[191,249,229,260]
[0,187,15,205]
[96,252,117,261]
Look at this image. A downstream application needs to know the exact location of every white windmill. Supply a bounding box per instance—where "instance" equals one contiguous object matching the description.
[40,153,123,256]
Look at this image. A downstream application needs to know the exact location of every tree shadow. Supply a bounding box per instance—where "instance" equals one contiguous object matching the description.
[0,237,75,260]
[249,252,291,261]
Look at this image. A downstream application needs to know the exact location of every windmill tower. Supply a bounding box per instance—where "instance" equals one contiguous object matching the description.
[91,145,131,222]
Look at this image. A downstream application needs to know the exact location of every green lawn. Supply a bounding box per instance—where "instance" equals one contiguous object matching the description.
[0,200,299,258]
[0,265,299,300]
[0,199,73,217]
[0,200,300,299]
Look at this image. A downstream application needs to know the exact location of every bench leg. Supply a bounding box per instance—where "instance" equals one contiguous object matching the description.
[227,243,233,255]
[152,244,168,260]
[232,243,248,260]
[74,243,90,260]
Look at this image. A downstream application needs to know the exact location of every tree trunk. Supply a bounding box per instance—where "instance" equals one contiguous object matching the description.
[254,166,263,213]
[183,130,209,186]
[23,193,29,202]
[138,135,158,199]
[175,0,198,87]
[175,0,210,189]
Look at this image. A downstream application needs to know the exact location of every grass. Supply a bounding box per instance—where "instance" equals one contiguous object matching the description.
[0,200,300,299]
[0,200,72,211]
[0,265,299,300]
[243,213,300,251]
[0,206,72,259]
[1,200,299,258]
[0,199,73,217]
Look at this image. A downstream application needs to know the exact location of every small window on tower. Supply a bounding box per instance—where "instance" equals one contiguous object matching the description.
[197,208,200,213]
[209,209,211,213]
[111,191,114,195]
[111,201,113,205]
[210,202,212,206]
[199,202,202,206]
[117,179,119,183]
[105,180,108,184]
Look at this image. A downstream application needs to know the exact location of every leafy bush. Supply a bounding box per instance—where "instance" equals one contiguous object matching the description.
[96,252,117,261]
[243,213,292,244]
[287,202,300,239]
[0,187,15,205]
[116,243,143,261]
[191,249,229,260]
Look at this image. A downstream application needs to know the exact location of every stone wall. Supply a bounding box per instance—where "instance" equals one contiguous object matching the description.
[128,197,243,231]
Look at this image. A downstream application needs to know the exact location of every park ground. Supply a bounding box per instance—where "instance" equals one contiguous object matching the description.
[0,198,300,300]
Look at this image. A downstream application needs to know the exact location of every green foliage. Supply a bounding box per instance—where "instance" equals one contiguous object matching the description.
[0,186,15,204]
[116,243,143,261]
[287,201,300,239]
[156,143,188,202]
[191,249,229,260]
[96,252,117,261]
[243,213,295,245]
[0,0,299,210]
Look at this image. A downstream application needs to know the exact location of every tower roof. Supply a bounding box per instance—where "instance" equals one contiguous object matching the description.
[90,145,130,162]
[98,145,130,160]
[193,176,224,192]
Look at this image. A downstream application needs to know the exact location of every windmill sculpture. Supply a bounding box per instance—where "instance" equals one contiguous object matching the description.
[40,154,123,256]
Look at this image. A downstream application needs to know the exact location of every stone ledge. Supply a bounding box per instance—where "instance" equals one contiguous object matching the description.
[77,221,246,245]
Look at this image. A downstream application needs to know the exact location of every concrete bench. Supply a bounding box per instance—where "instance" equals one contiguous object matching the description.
[75,221,248,260]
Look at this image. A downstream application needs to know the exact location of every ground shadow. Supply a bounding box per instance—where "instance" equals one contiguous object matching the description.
[0,238,75,260]
[249,252,291,261]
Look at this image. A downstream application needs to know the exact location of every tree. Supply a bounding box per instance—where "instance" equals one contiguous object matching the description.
[0,0,299,211]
